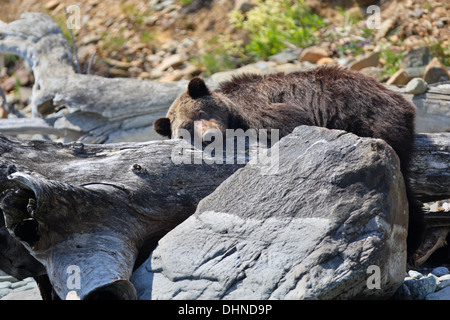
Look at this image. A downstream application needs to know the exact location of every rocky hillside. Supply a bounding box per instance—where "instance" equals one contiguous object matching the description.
[0,0,448,83]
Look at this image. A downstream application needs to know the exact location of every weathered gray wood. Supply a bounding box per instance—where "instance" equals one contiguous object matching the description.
[0,13,187,143]
[0,117,81,139]
[411,82,450,133]
[410,132,450,202]
[0,135,244,299]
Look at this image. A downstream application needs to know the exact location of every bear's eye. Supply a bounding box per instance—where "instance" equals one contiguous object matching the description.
[198,111,208,119]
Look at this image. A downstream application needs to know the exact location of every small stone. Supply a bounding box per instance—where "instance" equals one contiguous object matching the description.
[376,19,395,39]
[426,286,450,300]
[269,49,301,65]
[436,20,445,28]
[108,68,131,78]
[348,52,379,71]
[275,63,305,74]
[298,46,330,64]
[403,47,431,68]
[404,275,437,300]
[1,76,16,92]
[80,34,102,46]
[404,66,427,79]
[437,275,450,291]
[359,66,382,82]
[155,54,186,72]
[408,270,423,279]
[0,288,41,300]
[405,78,428,95]
[44,0,59,10]
[316,57,335,66]
[104,58,132,70]
[431,267,449,277]
[386,69,410,86]
[423,57,450,84]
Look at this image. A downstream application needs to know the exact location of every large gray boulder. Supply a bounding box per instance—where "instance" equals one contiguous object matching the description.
[131,126,408,299]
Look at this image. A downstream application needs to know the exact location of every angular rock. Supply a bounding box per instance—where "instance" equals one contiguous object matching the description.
[132,126,409,300]
[376,19,395,39]
[423,57,450,84]
[405,78,428,95]
[269,49,302,65]
[348,52,379,71]
[155,54,186,72]
[408,270,423,279]
[404,276,437,300]
[386,69,410,86]
[359,66,382,82]
[431,267,449,277]
[104,58,132,70]
[392,283,412,300]
[44,0,59,10]
[402,47,431,68]
[404,66,426,79]
[316,57,335,66]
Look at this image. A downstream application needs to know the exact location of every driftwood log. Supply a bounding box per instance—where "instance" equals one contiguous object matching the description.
[0,12,188,144]
[0,136,245,299]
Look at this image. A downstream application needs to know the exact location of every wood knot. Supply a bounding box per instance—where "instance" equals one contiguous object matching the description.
[72,142,85,154]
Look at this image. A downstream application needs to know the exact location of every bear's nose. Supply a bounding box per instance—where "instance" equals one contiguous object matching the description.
[202,129,222,145]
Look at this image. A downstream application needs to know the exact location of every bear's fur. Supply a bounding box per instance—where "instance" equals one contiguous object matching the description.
[154,66,424,257]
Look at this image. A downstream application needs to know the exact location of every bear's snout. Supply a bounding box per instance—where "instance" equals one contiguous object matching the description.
[194,119,225,145]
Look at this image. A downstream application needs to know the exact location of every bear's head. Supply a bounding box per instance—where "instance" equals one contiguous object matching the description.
[154,78,229,142]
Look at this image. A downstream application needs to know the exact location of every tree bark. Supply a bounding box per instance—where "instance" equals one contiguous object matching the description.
[0,12,189,144]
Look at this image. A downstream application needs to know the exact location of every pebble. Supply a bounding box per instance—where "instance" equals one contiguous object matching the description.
[396,268,450,300]
[405,78,428,95]
[423,57,450,84]
[298,46,330,64]
[348,52,379,71]
[0,272,38,299]
[408,270,423,279]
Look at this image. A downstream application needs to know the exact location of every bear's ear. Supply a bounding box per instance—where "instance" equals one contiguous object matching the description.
[188,77,210,99]
[153,117,171,138]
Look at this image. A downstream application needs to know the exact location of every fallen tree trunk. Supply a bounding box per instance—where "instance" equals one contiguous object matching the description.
[0,129,449,299]
[0,12,449,300]
[0,12,188,144]
[409,133,450,203]
[0,135,244,299]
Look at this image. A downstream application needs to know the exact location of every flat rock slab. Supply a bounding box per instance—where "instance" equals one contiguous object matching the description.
[131,126,408,300]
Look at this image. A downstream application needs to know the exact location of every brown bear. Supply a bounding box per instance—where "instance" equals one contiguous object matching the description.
[153,65,424,257]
